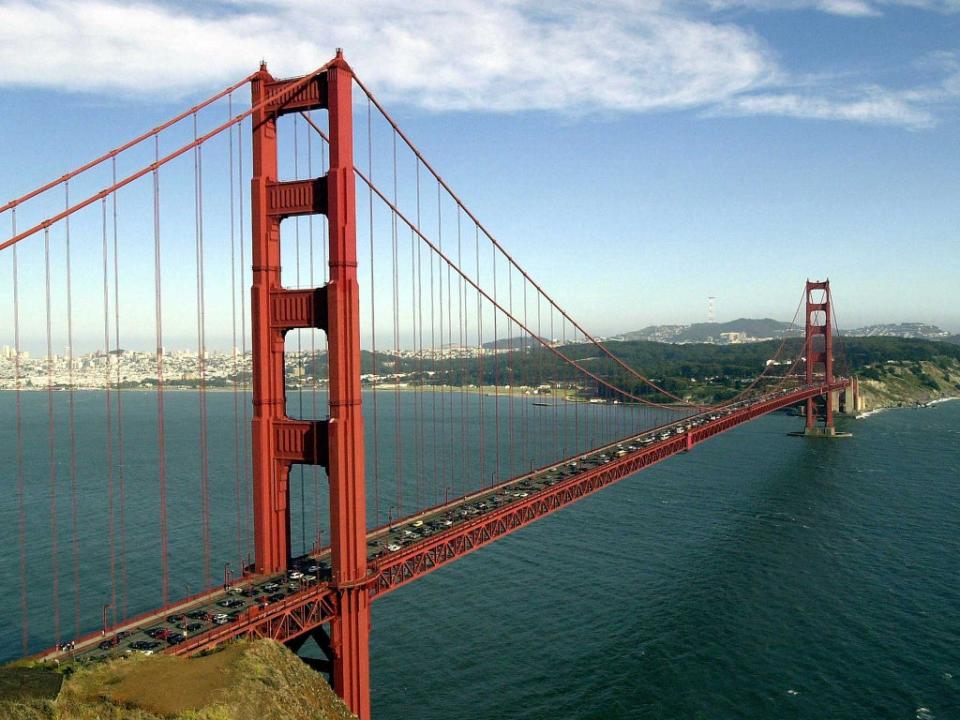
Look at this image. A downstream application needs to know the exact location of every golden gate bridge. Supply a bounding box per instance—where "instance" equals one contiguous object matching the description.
[0,51,851,719]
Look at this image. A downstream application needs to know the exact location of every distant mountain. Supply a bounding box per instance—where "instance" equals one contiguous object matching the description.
[611,318,798,345]
[844,323,949,340]
[945,335,960,346]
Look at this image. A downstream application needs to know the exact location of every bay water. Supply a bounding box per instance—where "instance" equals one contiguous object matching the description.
[1,391,957,719]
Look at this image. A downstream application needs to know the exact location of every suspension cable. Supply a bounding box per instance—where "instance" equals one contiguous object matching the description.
[299,112,696,411]
[0,74,255,216]
[349,73,698,408]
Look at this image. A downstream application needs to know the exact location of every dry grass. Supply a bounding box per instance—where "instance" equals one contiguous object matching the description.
[0,640,356,720]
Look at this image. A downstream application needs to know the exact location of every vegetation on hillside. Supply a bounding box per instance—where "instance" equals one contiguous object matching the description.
[0,640,355,720]
[343,336,960,404]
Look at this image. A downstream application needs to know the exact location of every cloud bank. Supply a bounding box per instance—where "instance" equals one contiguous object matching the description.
[0,0,956,128]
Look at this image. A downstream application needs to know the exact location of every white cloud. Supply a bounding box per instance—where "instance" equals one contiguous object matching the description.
[712,53,960,128]
[713,88,936,126]
[0,0,956,129]
[703,0,959,14]
[0,0,777,112]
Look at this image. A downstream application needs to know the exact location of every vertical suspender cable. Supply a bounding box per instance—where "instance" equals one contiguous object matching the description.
[65,183,80,640]
[366,95,381,525]
[193,113,211,589]
[101,199,116,628]
[436,183,445,501]
[153,136,169,607]
[416,161,425,507]
[475,223,484,490]
[238,117,252,567]
[411,189,421,510]
[457,208,466,499]
[429,184,437,504]
[392,130,402,514]
[111,158,128,620]
[507,264,514,476]
[229,94,244,570]
[491,242,499,486]
[573,322,579,454]
[537,291,543,465]
[445,197,455,498]
[320,120,328,545]
[522,276,529,470]
[551,305,557,459]
[12,211,29,653]
[562,317,569,456]
[44,226,60,646]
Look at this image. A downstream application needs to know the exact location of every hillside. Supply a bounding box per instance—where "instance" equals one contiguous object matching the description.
[845,322,950,340]
[0,640,355,720]
[851,351,960,411]
[296,335,960,406]
[612,318,797,344]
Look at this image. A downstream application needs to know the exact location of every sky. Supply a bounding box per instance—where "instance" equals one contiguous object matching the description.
[1,0,959,354]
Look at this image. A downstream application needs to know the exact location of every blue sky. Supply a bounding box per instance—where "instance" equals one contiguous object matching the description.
[1,0,959,353]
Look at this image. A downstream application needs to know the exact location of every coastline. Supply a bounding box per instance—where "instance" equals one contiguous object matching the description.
[0,383,691,406]
[856,395,959,420]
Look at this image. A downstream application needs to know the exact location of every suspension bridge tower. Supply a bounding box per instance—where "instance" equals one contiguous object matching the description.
[250,51,371,719]
[803,279,841,437]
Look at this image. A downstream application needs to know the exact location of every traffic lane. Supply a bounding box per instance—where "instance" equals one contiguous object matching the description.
[63,389,800,663]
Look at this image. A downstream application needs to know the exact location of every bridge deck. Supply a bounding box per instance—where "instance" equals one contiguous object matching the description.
[41,381,846,666]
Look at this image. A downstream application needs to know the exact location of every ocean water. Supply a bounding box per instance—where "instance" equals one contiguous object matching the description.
[1,392,958,719]
[368,401,960,719]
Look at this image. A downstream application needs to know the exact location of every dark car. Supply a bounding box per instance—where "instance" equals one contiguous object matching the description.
[186,610,208,620]
[167,634,185,645]
[267,592,285,603]
[98,639,115,651]
[129,640,160,651]
[166,614,184,624]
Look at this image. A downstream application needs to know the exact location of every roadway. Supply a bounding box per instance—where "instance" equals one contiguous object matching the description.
[41,381,844,666]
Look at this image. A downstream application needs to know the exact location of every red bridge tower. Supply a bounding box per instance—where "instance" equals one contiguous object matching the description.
[804,279,835,435]
[250,52,371,718]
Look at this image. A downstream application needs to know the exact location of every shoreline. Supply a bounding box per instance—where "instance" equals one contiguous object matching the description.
[0,384,693,407]
[856,395,959,420]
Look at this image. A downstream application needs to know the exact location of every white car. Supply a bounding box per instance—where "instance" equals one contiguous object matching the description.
[386,543,401,552]
[288,570,303,580]
[212,613,229,625]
